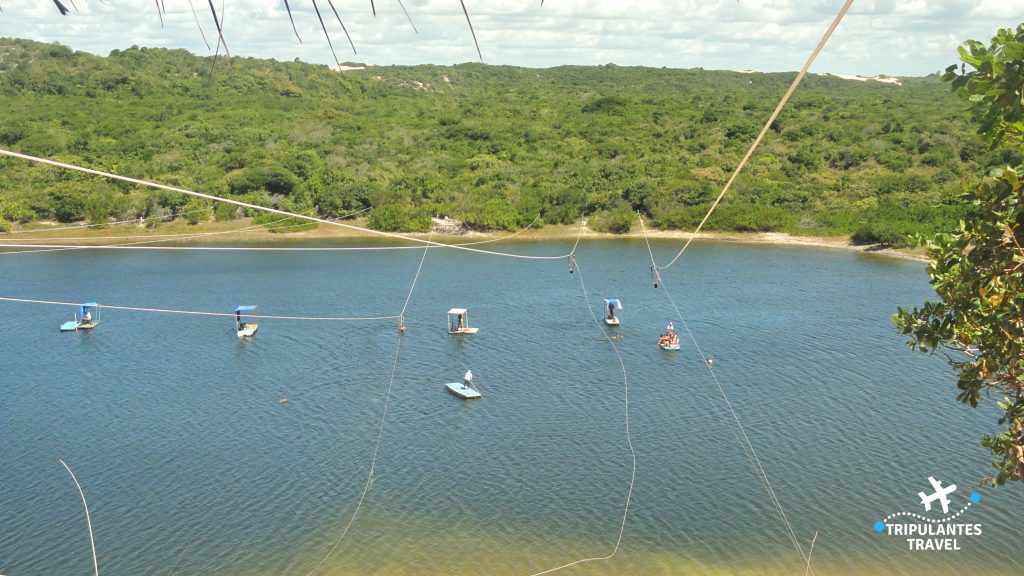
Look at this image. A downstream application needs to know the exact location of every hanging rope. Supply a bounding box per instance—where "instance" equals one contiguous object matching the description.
[0,210,319,256]
[0,208,364,256]
[656,0,855,271]
[0,149,572,260]
[638,215,813,572]
[0,297,399,322]
[59,459,99,576]
[0,214,543,255]
[4,207,366,242]
[301,233,433,576]
[563,215,586,275]
[523,254,636,576]
[3,205,213,234]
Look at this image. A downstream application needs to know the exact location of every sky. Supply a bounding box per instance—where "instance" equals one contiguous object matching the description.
[0,0,1021,77]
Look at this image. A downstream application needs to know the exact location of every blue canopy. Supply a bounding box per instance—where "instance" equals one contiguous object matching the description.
[605,298,622,309]
[235,305,257,313]
[80,302,98,315]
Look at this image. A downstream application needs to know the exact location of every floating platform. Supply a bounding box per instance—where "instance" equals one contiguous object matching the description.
[237,323,259,338]
[659,341,680,351]
[447,307,479,335]
[604,298,622,326]
[445,382,481,399]
[60,302,100,332]
[60,320,97,332]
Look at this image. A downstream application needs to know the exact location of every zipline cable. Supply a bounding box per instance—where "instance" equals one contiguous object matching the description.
[639,215,813,572]
[0,297,399,322]
[657,0,855,272]
[301,233,433,576]
[0,149,571,260]
[523,253,636,576]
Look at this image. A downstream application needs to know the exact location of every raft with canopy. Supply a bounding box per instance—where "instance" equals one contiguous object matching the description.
[60,302,100,332]
[447,308,479,334]
[235,305,259,337]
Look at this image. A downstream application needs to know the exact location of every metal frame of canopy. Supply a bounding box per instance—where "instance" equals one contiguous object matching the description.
[447,307,478,334]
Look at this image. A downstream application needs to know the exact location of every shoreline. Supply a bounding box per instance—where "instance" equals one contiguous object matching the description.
[1,218,929,261]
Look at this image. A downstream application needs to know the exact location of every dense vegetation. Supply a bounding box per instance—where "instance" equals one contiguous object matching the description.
[0,37,1015,242]
[896,23,1024,487]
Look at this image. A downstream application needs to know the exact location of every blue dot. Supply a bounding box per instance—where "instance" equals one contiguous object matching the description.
[873,520,885,533]
[970,492,981,504]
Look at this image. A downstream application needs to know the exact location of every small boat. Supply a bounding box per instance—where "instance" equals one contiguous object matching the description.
[235,305,259,337]
[447,307,479,334]
[658,322,680,350]
[445,381,482,399]
[60,302,100,332]
[659,334,681,351]
[604,298,622,326]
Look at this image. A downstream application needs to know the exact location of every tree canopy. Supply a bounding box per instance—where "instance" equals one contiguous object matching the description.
[894,24,1024,487]
[0,38,1000,240]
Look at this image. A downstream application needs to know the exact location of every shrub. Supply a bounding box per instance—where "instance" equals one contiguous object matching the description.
[706,203,796,232]
[582,96,627,114]
[50,190,86,222]
[84,193,112,226]
[253,213,317,233]
[851,225,911,247]
[589,203,636,234]
[461,199,522,231]
[368,203,431,232]
[226,164,299,196]
[182,199,211,224]
[214,202,241,221]
[314,181,375,219]
[0,200,35,223]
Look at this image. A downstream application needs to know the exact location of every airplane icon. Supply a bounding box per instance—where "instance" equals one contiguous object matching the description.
[918,476,957,514]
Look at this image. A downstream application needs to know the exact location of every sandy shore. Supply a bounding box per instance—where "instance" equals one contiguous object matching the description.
[1,218,929,261]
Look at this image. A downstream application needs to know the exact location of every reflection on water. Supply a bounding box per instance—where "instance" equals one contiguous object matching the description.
[0,239,1017,575]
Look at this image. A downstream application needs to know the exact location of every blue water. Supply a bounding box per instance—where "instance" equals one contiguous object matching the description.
[0,239,1019,575]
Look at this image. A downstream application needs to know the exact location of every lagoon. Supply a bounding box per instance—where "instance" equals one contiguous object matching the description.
[0,239,1017,575]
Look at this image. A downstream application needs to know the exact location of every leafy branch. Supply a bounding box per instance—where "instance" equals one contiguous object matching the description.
[895,23,1024,488]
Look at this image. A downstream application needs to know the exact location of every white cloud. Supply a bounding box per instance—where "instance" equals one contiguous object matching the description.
[0,0,1021,75]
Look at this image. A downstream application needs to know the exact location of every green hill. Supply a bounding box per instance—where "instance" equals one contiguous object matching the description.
[0,37,1012,242]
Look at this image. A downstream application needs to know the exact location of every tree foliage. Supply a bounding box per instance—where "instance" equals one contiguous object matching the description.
[368,203,431,232]
[894,24,1024,487]
[0,38,993,239]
